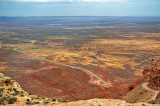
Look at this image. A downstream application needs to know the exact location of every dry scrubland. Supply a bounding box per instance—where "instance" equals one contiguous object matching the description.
[1,25,160,79]
[0,19,160,101]
[7,33,159,76]
[1,31,160,77]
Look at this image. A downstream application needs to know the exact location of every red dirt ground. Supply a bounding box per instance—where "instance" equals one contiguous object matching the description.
[9,66,110,101]
[0,49,138,101]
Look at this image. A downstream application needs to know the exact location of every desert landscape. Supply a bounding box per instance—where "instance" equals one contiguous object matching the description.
[0,16,160,105]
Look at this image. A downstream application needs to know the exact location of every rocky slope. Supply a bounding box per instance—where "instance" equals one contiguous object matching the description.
[0,73,68,105]
[121,63,160,104]
[0,72,160,106]
[1,72,160,106]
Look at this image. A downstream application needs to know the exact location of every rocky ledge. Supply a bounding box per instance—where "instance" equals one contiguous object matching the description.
[0,73,68,105]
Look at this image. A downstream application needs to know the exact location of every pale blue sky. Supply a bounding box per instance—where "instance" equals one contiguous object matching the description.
[0,0,160,16]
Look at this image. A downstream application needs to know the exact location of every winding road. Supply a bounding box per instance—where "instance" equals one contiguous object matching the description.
[5,37,113,87]
[142,82,159,102]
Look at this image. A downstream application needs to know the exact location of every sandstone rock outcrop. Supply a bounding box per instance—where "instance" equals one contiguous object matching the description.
[143,63,160,88]
[121,63,160,104]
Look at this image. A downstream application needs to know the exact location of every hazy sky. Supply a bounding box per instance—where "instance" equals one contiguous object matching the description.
[0,0,160,16]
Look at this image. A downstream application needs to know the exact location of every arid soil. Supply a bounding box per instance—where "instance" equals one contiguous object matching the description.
[0,49,135,101]
[0,17,160,103]
[55,98,159,106]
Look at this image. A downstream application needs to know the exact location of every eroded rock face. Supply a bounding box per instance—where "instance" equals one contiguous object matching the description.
[143,63,160,87]
[120,63,160,104]
[0,73,27,105]
[126,63,160,93]
[0,73,25,93]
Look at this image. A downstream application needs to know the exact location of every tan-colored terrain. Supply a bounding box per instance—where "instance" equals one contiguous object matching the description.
[55,99,159,106]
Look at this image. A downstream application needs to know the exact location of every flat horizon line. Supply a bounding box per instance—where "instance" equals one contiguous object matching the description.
[0,16,160,18]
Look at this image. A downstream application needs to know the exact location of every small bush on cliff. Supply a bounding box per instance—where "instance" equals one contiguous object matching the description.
[2,96,7,101]
[26,101,31,105]
[52,99,56,101]
[0,101,3,105]
[0,93,2,97]
[34,101,39,104]
[62,100,68,103]
[26,99,31,105]
[0,89,3,93]
[8,97,17,104]
[12,92,18,96]
[44,101,49,104]
[57,99,68,103]
[27,99,30,102]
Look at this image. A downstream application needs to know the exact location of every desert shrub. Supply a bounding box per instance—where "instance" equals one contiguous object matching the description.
[26,101,31,105]
[12,92,18,96]
[44,101,49,104]
[52,99,56,101]
[0,101,3,105]
[0,93,2,97]
[62,100,68,103]
[0,89,3,93]
[20,94,24,97]
[8,97,17,104]
[26,99,31,105]
[34,101,39,104]
[27,99,30,102]
[2,96,7,100]
[57,99,68,103]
